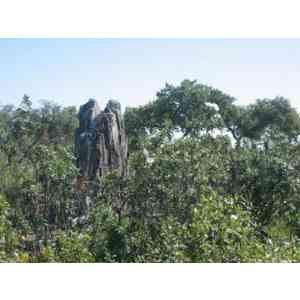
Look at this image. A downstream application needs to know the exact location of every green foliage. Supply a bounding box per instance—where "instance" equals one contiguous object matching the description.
[0,194,26,262]
[177,193,260,262]
[0,86,299,262]
[34,231,94,263]
[53,231,95,263]
[91,203,130,262]
[124,80,234,143]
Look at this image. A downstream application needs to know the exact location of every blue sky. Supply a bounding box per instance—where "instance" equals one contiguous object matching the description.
[0,39,300,112]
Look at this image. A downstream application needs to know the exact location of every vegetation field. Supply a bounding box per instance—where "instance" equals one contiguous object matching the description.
[1,80,300,262]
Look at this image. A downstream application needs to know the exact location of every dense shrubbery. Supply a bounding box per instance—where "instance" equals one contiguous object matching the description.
[0,80,300,262]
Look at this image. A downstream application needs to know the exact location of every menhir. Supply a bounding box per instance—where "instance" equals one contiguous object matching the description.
[75,99,128,179]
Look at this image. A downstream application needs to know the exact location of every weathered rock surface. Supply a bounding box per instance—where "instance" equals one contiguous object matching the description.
[75,99,128,179]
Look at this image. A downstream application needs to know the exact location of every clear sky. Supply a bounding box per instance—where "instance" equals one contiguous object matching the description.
[0,39,299,112]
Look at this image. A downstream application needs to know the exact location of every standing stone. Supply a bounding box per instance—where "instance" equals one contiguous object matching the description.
[75,98,128,179]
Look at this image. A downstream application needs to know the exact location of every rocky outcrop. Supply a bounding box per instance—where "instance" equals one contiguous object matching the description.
[75,99,128,179]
